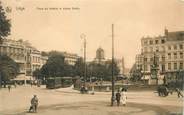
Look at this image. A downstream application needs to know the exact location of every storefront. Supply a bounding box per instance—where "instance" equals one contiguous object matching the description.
[13,74,34,85]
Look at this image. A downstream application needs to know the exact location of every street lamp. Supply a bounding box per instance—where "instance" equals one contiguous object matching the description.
[111,24,115,106]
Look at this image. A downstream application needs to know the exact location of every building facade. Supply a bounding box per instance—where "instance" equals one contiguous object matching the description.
[135,29,184,84]
[0,39,48,76]
[93,47,126,75]
[94,47,106,64]
[115,57,125,75]
[61,52,80,66]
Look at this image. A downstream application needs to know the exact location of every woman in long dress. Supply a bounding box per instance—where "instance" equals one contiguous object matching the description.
[121,91,127,106]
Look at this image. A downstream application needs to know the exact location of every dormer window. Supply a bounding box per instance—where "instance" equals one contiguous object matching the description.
[155,40,159,44]
[144,40,148,45]
[174,45,177,50]
[179,44,183,49]
[149,40,153,45]
[161,39,165,44]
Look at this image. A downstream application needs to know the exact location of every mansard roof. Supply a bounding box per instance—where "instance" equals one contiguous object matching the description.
[167,31,184,41]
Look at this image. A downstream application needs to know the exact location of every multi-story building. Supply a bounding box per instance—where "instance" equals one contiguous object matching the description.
[26,46,42,75]
[93,47,126,75]
[135,29,184,84]
[0,39,26,74]
[115,57,125,75]
[0,39,48,76]
[61,52,80,66]
[40,56,48,67]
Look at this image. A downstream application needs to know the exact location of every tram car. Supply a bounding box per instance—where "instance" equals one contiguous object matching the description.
[46,77,74,89]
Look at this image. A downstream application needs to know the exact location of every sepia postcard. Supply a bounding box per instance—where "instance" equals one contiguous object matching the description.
[0,0,183,115]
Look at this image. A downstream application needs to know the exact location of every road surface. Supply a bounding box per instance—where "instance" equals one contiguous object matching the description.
[0,85,183,115]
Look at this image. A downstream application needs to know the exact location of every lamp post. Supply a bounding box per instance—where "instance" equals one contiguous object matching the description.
[81,34,87,86]
[111,24,115,106]
[0,72,1,88]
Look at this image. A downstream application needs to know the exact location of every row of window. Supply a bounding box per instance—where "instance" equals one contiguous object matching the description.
[143,39,165,45]
[167,44,183,50]
[142,54,180,62]
[144,46,164,52]
[0,46,25,54]
[0,52,42,64]
[143,44,183,53]
[138,62,183,71]
[32,65,41,71]
[0,54,41,63]
[168,52,183,59]
[138,54,183,67]
[65,58,78,65]
[11,55,25,61]
[32,56,40,63]
[168,62,183,70]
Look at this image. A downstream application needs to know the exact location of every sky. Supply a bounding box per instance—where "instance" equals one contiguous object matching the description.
[2,0,184,68]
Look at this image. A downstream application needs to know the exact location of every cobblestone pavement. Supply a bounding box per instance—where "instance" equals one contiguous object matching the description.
[0,85,183,115]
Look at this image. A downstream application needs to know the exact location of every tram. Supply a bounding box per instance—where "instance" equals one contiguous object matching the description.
[46,77,73,89]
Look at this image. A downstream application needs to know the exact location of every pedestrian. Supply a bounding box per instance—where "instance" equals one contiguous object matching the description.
[80,85,85,94]
[176,88,183,98]
[29,96,34,112]
[8,85,11,92]
[91,85,95,95]
[121,91,127,106]
[115,89,121,106]
[31,81,33,87]
[34,95,38,112]
[29,95,39,113]
[14,82,17,88]
[121,86,127,92]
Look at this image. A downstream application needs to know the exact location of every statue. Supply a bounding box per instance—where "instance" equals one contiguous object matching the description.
[151,53,159,80]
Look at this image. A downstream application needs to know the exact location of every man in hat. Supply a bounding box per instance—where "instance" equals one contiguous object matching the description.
[176,88,183,98]
[29,95,38,112]
[116,89,121,106]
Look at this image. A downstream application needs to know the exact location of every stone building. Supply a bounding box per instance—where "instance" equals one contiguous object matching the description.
[93,47,126,75]
[135,29,184,84]
[0,39,48,76]
[61,52,80,66]
[115,57,125,75]
[94,47,106,64]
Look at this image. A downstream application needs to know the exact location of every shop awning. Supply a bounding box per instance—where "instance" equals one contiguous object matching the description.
[13,74,33,81]
[141,75,150,80]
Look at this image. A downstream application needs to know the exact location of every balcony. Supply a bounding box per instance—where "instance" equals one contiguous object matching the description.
[14,59,26,64]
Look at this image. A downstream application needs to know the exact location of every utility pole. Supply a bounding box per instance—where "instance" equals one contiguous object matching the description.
[81,34,87,86]
[143,55,146,85]
[0,72,1,88]
[111,24,115,106]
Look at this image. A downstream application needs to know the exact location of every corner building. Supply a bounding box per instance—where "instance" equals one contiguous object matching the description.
[136,29,184,84]
[0,39,48,76]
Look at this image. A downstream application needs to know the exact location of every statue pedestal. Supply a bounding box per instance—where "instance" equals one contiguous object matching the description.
[149,79,157,85]
[158,79,164,85]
